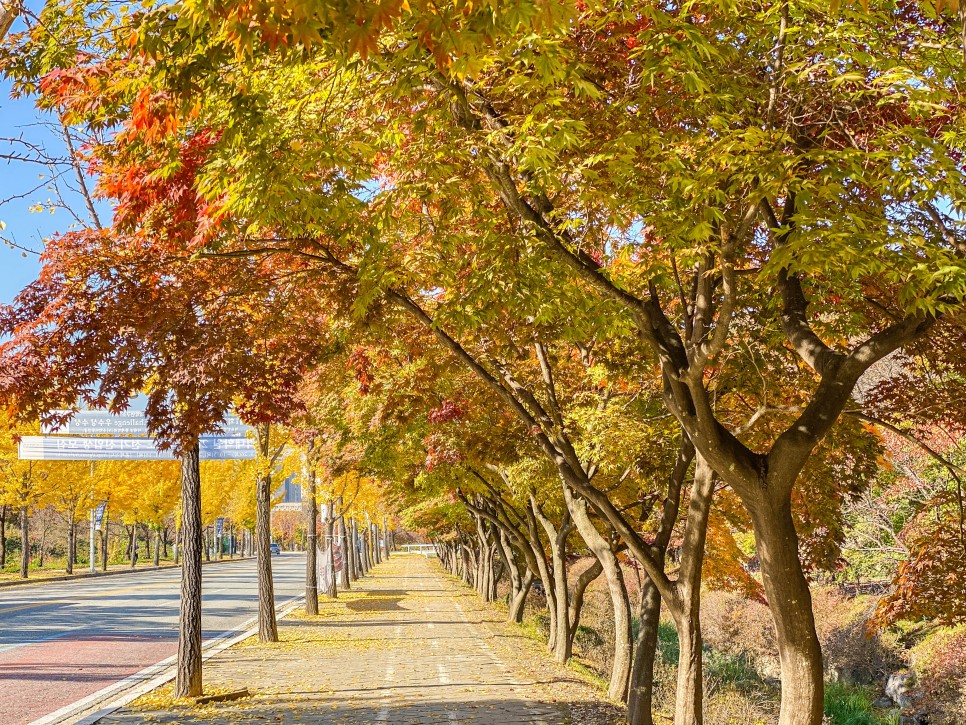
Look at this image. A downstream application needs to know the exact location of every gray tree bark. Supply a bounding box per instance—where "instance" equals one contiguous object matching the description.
[175,440,203,698]
[0,504,7,569]
[304,440,319,615]
[563,486,632,702]
[338,503,350,590]
[255,424,278,642]
[19,506,28,578]
[66,510,75,575]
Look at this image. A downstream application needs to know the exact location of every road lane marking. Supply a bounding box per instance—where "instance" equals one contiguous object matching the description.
[0,623,88,654]
[35,594,306,725]
[0,559,295,616]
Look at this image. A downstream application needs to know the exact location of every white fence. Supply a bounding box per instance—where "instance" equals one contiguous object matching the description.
[400,544,437,557]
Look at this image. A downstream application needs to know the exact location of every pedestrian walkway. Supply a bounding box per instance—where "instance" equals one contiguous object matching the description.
[101,553,619,725]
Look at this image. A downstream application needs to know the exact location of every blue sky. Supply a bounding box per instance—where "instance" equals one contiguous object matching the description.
[0,83,51,304]
[0,5,106,304]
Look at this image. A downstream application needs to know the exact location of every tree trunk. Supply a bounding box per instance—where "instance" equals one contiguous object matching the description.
[666,454,716,725]
[325,514,337,598]
[129,525,137,568]
[204,527,211,562]
[304,442,319,615]
[255,425,278,642]
[66,510,75,575]
[144,522,152,562]
[626,438,692,725]
[532,498,571,663]
[508,568,534,623]
[339,507,350,590]
[101,517,108,571]
[568,558,603,649]
[347,519,358,581]
[153,527,161,566]
[19,506,28,578]
[671,606,704,725]
[564,486,633,702]
[383,516,390,559]
[497,528,532,623]
[176,440,203,698]
[367,526,374,570]
[0,504,7,569]
[523,503,557,654]
[750,493,824,725]
[627,578,662,725]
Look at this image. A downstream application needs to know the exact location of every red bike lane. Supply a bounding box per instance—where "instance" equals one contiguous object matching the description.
[0,633,176,724]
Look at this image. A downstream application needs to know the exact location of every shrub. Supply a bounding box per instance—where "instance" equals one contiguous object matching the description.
[812,587,903,685]
[910,624,966,724]
[701,590,780,679]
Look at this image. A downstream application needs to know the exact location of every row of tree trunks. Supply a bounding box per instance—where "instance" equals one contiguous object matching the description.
[444,437,705,725]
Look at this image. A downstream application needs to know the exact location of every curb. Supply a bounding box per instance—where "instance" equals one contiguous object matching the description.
[28,594,306,725]
[0,556,255,589]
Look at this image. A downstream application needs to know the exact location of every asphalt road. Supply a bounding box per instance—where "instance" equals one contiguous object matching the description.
[0,553,307,725]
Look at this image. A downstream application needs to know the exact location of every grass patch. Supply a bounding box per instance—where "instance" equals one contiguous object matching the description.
[705,649,761,693]
[657,620,679,665]
[824,682,891,725]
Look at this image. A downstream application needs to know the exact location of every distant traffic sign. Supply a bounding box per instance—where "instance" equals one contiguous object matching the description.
[18,436,255,461]
[41,410,252,437]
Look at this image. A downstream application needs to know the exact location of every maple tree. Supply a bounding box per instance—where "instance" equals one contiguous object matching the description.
[2,2,966,724]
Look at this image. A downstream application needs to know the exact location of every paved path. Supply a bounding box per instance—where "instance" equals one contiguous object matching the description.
[102,554,611,725]
[0,555,306,724]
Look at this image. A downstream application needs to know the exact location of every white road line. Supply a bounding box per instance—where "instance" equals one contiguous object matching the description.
[34,594,306,725]
[0,623,87,654]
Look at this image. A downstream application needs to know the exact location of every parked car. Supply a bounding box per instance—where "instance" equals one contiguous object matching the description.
[270,543,281,556]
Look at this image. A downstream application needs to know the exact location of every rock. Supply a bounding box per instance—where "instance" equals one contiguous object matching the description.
[872,697,894,709]
[886,671,915,708]
[897,709,929,725]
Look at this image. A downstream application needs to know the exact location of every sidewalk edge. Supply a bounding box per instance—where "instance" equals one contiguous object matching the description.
[28,595,305,725]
